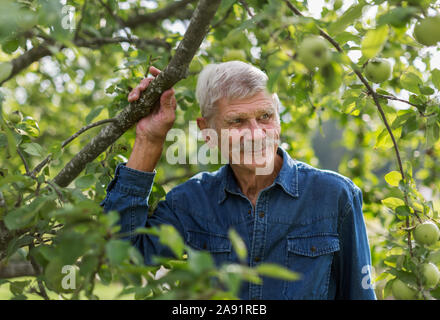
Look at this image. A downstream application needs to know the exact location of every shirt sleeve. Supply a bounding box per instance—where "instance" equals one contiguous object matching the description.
[336,186,377,300]
[100,163,186,265]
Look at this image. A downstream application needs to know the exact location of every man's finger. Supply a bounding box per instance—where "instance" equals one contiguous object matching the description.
[160,88,176,110]
[128,87,140,102]
[149,66,161,77]
[139,77,153,91]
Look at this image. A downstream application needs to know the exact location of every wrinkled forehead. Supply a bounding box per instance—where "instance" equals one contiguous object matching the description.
[217,91,276,116]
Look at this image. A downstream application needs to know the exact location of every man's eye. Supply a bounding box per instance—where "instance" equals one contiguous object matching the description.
[231,118,242,124]
[261,113,271,120]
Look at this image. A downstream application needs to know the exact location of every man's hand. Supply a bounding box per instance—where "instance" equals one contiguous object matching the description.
[128,66,177,144]
[126,66,177,172]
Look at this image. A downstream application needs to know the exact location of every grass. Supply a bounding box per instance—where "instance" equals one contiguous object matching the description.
[0,276,135,300]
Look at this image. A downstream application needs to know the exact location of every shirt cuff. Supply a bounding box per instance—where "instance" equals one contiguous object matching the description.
[108,162,156,198]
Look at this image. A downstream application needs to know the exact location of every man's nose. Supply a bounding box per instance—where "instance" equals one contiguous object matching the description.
[244,119,265,140]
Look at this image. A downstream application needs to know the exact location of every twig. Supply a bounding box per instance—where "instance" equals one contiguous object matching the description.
[31,154,52,177]
[374,92,437,117]
[53,0,223,188]
[74,0,88,41]
[238,0,265,29]
[61,118,118,148]
[16,147,30,175]
[98,0,128,27]
[284,0,405,182]
[28,242,50,300]
[75,36,171,50]
[46,180,66,202]
[283,0,414,258]
[211,5,234,30]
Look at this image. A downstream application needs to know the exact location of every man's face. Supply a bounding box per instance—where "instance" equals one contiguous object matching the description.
[209,91,281,173]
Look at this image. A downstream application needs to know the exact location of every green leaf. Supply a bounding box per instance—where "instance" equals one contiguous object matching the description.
[400,72,423,94]
[9,280,31,296]
[228,228,247,263]
[328,2,366,34]
[384,171,402,187]
[2,38,19,54]
[395,205,411,217]
[376,7,418,28]
[75,174,95,189]
[5,204,38,230]
[105,239,131,265]
[361,25,389,59]
[21,142,44,157]
[0,62,13,83]
[426,119,439,147]
[85,106,104,125]
[187,248,214,275]
[255,263,301,281]
[419,85,434,96]
[381,197,405,210]
[157,224,185,258]
[432,69,440,91]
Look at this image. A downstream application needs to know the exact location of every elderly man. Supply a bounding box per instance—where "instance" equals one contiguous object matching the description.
[101,61,376,300]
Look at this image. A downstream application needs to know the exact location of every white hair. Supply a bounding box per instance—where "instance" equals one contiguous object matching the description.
[195,60,280,123]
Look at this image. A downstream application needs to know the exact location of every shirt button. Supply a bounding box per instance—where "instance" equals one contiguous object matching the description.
[311,246,317,252]
[248,209,252,215]
[259,212,265,218]
[254,256,261,262]
[203,242,207,249]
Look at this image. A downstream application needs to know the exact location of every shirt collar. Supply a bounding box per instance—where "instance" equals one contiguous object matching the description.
[217,146,299,204]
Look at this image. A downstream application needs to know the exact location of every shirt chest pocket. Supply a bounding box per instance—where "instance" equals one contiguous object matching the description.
[283,234,340,300]
[186,230,232,267]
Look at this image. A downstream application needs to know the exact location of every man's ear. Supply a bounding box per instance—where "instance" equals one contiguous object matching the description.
[197,117,217,147]
[196,117,209,131]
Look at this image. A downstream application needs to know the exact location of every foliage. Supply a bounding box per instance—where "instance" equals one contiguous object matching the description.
[0,0,440,300]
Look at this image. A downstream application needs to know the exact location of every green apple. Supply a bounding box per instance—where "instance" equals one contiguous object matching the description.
[421,262,440,288]
[391,279,417,300]
[8,111,21,124]
[223,49,247,62]
[365,58,392,83]
[189,57,203,73]
[297,36,331,70]
[413,16,440,46]
[413,221,440,246]
[333,0,343,10]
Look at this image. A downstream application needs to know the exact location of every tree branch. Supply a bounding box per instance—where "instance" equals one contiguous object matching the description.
[61,118,118,148]
[0,261,36,279]
[284,0,405,182]
[0,0,196,87]
[52,0,222,188]
[0,41,53,86]
[124,0,196,29]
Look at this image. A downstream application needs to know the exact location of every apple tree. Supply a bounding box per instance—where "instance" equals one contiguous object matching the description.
[0,0,440,300]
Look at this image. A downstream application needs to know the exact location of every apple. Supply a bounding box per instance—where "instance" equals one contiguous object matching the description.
[8,111,22,124]
[333,0,343,10]
[391,279,417,300]
[365,58,392,83]
[189,57,203,73]
[413,16,440,46]
[413,221,440,246]
[223,49,247,62]
[421,262,440,288]
[297,36,331,70]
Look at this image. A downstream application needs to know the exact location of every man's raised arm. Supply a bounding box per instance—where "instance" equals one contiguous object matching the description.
[100,66,184,265]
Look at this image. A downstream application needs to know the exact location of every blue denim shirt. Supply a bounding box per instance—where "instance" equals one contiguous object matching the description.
[100,147,376,300]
